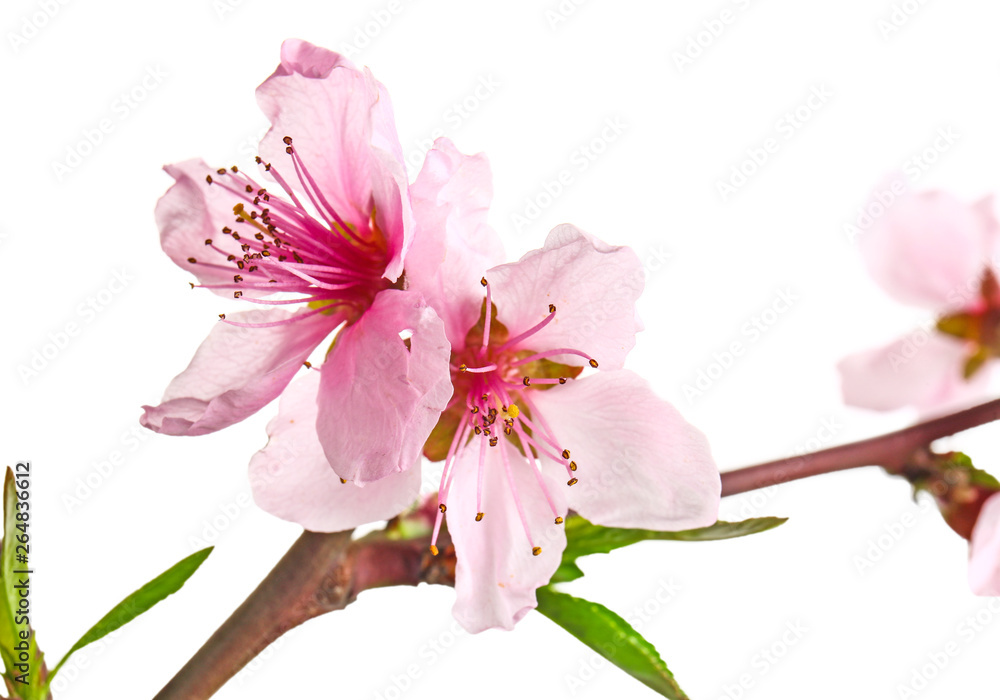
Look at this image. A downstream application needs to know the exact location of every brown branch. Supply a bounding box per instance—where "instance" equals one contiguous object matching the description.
[720,398,1000,497]
[153,529,454,700]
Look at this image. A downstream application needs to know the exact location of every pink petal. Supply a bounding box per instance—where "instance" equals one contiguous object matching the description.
[529,370,720,530]
[250,372,420,532]
[405,138,504,345]
[969,492,1000,596]
[255,39,411,280]
[156,159,259,296]
[487,225,644,370]
[449,443,567,633]
[837,331,988,414]
[316,289,453,484]
[860,190,992,310]
[141,308,338,436]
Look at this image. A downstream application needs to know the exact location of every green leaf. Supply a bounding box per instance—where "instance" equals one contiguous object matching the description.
[947,452,1000,490]
[551,516,787,582]
[47,547,213,684]
[536,587,689,699]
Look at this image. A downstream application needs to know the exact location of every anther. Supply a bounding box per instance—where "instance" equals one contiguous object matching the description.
[187,257,197,263]
[532,547,542,556]
[234,291,243,299]
[480,277,488,286]
[548,304,556,313]
[569,461,577,472]
[522,376,531,386]
[303,361,312,369]
[204,238,212,245]
[218,313,226,320]
[282,136,293,145]
[230,165,238,172]
[476,512,484,522]
[237,261,244,270]
[285,146,294,154]
[471,406,479,414]
[244,184,253,193]
[233,275,243,283]
[459,364,468,372]
[205,175,213,184]
[226,254,236,261]
[339,478,347,484]
[188,283,195,289]
[217,168,226,175]
[439,504,447,513]
[567,478,578,486]
[222,227,232,234]
[589,359,599,368]
[561,449,571,459]
[489,437,498,447]
[429,545,439,556]
[474,426,482,435]
[558,377,567,384]
[555,517,564,524]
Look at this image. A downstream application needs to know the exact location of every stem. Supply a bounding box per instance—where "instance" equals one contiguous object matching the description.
[720,398,1000,497]
[154,529,453,700]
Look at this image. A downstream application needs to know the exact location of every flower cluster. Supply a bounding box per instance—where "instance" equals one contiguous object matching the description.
[143,39,721,631]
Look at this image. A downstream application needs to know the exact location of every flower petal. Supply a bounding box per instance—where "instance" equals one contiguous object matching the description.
[859,190,993,310]
[449,442,567,633]
[250,372,420,532]
[316,289,453,484]
[837,331,988,414]
[141,308,338,436]
[488,224,644,370]
[969,492,1000,596]
[528,370,720,530]
[405,138,504,345]
[156,159,258,296]
[255,39,411,280]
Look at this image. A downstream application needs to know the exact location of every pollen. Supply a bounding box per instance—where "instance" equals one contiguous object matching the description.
[506,404,520,419]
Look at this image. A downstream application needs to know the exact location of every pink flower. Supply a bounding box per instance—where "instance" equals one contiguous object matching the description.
[838,188,1000,413]
[969,492,1000,595]
[142,39,453,482]
[252,179,721,631]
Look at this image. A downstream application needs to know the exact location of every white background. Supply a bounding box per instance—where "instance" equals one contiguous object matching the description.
[3,0,1000,698]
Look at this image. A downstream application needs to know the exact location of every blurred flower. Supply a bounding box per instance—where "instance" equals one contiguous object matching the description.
[838,188,1000,413]
[142,39,453,482]
[969,491,1000,595]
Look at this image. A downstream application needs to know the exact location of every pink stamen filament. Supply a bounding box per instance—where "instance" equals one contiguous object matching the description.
[497,310,556,352]
[510,348,594,367]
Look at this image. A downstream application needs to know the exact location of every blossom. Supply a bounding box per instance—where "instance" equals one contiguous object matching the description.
[141,39,452,482]
[253,171,721,631]
[969,492,1000,595]
[838,188,1000,413]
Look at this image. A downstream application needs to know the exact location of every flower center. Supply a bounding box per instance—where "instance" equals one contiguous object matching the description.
[428,279,599,557]
[187,136,391,330]
[937,269,1000,378]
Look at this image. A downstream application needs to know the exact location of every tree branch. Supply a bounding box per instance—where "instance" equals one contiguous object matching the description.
[153,529,454,700]
[720,398,1000,497]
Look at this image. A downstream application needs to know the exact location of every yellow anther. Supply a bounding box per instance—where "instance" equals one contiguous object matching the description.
[476,512,484,522]
[532,547,542,556]
[429,545,439,556]
[439,503,447,513]
[555,517,564,525]
[561,449,571,459]
[567,478,578,486]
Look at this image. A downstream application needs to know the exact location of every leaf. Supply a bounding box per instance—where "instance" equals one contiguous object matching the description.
[536,587,689,699]
[947,452,1000,490]
[552,516,787,582]
[47,547,213,683]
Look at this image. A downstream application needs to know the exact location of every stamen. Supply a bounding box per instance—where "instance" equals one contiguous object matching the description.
[497,308,556,351]
[482,281,493,350]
